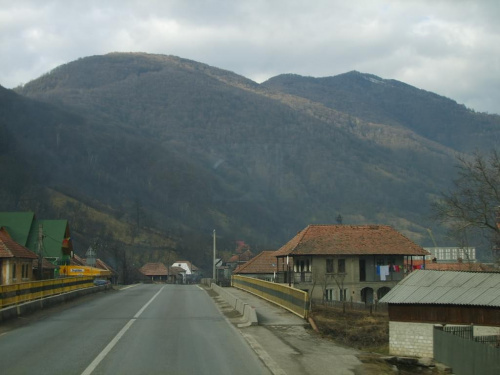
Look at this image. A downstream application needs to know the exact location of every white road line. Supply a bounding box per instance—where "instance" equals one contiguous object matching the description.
[119,284,140,291]
[81,286,165,375]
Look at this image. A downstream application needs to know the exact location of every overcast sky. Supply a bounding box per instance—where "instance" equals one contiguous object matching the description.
[1,0,499,114]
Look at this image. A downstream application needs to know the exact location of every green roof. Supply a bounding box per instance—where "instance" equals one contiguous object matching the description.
[0,212,71,259]
[26,220,71,258]
[0,212,36,246]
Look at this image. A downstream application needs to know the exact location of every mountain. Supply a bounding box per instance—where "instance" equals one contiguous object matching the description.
[2,53,500,268]
[262,71,500,152]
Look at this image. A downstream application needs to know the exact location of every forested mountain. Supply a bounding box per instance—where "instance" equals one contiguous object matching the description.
[2,52,500,269]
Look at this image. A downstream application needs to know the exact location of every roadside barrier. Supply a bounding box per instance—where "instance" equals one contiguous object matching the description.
[232,275,309,319]
[0,277,94,309]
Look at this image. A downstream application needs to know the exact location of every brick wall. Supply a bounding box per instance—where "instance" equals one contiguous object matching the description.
[389,321,434,358]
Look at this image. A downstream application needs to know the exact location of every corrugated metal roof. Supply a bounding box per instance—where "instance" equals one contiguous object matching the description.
[380,270,500,307]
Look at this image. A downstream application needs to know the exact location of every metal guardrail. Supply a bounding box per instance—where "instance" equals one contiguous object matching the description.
[232,275,309,319]
[0,277,94,309]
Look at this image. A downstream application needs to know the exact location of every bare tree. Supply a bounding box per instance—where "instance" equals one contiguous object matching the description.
[432,150,500,261]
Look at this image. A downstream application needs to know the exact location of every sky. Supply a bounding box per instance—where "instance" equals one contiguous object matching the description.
[1,0,499,114]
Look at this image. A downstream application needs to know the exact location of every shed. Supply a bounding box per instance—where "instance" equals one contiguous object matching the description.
[380,270,500,358]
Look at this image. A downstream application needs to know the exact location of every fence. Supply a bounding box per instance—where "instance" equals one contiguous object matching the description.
[232,275,309,319]
[434,325,500,375]
[312,298,388,314]
[0,277,95,309]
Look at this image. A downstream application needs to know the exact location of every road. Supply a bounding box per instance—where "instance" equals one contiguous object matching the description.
[0,284,271,375]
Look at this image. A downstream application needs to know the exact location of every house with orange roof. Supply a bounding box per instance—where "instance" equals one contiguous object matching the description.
[139,262,170,283]
[274,224,429,303]
[172,260,200,283]
[233,251,277,281]
[0,227,38,285]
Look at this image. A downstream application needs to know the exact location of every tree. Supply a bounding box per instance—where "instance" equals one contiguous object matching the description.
[432,150,500,260]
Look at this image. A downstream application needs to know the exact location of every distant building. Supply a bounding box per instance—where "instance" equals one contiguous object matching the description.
[0,227,38,285]
[422,247,476,263]
[233,251,277,282]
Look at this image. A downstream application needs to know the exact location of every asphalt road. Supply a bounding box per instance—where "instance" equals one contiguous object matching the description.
[0,284,271,375]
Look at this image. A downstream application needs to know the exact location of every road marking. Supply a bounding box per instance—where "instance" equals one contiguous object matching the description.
[81,286,165,375]
[119,284,140,291]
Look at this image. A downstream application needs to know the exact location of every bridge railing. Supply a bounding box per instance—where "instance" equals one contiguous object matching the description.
[0,277,94,309]
[232,275,309,319]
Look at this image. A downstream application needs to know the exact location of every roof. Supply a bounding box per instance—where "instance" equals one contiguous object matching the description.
[234,251,277,274]
[139,262,169,276]
[173,260,198,273]
[0,212,36,246]
[26,220,72,258]
[0,227,38,259]
[274,225,429,257]
[407,259,495,272]
[380,270,500,307]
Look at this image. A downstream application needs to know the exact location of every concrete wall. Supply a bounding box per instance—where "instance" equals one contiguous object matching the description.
[389,321,500,358]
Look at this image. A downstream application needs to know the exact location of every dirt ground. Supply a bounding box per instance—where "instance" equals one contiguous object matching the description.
[311,304,390,352]
[310,305,446,374]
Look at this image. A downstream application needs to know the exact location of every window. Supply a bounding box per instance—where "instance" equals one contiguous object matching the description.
[326,259,334,273]
[338,259,345,273]
[12,263,17,279]
[339,288,347,301]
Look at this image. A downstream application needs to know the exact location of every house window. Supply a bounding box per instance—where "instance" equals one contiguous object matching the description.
[12,263,17,280]
[325,289,334,301]
[326,259,334,273]
[338,259,346,273]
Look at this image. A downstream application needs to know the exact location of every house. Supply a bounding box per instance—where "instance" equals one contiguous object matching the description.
[172,261,199,283]
[380,270,500,358]
[226,250,254,270]
[0,212,74,268]
[139,262,169,282]
[233,251,277,282]
[274,225,429,303]
[0,227,38,284]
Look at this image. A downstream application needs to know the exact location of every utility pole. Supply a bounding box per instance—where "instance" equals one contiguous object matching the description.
[37,224,44,280]
[213,229,217,283]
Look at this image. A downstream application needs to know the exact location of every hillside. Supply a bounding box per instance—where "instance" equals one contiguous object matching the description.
[3,52,500,267]
[262,72,500,152]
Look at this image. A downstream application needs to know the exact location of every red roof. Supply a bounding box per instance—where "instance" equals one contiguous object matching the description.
[0,227,38,259]
[275,225,429,257]
[234,251,277,274]
[407,259,495,272]
[139,262,169,276]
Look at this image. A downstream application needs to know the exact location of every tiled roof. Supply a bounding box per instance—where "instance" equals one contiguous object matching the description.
[32,257,57,269]
[275,225,429,257]
[234,251,277,274]
[380,270,500,306]
[0,227,38,259]
[70,254,117,274]
[139,262,169,276]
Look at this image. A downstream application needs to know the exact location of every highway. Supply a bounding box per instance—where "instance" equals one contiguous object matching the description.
[0,284,271,375]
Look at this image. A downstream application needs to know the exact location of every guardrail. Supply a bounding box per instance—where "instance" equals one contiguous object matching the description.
[232,275,309,319]
[0,277,94,309]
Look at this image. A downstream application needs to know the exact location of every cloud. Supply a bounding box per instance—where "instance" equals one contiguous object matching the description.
[0,0,498,114]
